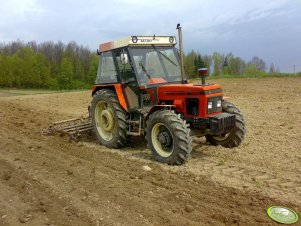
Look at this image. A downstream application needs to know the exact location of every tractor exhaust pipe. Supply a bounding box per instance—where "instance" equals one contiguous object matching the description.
[177,24,185,83]
[198,68,208,85]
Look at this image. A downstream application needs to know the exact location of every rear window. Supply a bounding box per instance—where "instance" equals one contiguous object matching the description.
[95,51,118,84]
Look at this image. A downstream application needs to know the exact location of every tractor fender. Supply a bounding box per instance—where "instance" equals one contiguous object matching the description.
[92,84,128,111]
[145,105,176,121]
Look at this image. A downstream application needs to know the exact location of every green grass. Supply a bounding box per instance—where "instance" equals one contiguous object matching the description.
[0,88,90,96]
[1,74,300,96]
[190,73,301,81]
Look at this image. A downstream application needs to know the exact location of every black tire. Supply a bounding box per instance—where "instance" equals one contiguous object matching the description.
[91,89,127,148]
[145,110,192,165]
[206,100,246,148]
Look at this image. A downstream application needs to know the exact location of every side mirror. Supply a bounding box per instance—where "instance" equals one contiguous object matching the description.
[120,53,129,65]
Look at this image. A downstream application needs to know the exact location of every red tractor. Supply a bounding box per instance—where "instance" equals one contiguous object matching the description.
[90,25,246,165]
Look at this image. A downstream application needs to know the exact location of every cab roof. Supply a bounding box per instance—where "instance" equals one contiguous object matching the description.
[99,36,177,53]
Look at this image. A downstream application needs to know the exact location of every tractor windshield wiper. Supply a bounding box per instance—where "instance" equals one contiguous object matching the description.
[152,45,177,67]
[139,62,151,79]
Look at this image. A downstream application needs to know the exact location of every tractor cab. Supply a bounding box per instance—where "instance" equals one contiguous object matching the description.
[96,36,182,85]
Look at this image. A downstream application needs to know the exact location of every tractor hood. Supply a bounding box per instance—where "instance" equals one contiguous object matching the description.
[157,83,223,96]
[156,83,224,118]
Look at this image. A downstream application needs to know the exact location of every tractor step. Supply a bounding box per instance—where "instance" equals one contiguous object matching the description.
[127,120,140,125]
[127,131,142,136]
[127,115,143,136]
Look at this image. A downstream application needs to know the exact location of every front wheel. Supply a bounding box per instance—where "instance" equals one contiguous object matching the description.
[206,100,246,148]
[146,110,192,165]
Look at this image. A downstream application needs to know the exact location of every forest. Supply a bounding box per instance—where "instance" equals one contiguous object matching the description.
[0,40,98,89]
[0,40,289,90]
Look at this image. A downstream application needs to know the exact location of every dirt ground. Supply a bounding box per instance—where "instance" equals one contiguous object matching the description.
[0,77,300,226]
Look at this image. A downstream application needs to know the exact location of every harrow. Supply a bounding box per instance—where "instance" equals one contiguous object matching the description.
[43,116,93,141]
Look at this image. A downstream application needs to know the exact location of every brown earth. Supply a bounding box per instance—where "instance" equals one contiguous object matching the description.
[0,77,300,226]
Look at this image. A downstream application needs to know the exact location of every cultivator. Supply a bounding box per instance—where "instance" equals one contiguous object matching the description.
[44,117,93,141]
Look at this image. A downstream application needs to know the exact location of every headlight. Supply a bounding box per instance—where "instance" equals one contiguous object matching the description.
[208,101,213,109]
[217,100,222,108]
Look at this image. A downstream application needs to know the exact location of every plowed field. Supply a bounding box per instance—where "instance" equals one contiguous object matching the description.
[0,77,300,225]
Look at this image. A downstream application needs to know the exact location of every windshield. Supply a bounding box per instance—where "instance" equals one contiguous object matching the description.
[129,46,183,86]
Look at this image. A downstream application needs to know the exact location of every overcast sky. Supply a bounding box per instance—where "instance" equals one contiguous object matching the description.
[0,0,300,72]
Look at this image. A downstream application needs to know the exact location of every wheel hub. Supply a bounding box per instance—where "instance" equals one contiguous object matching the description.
[100,109,114,132]
[151,123,174,158]
[158,131,171,148]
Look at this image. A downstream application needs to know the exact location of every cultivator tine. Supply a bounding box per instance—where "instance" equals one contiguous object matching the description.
[43,117,93,141]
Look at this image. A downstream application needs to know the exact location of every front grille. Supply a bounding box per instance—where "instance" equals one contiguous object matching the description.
[209,113,236,134]
[186,98,199,115]
[207,96,222,114]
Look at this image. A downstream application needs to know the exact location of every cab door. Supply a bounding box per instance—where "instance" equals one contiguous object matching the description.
[114,48,140,110]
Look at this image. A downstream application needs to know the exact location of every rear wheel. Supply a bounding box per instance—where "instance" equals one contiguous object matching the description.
[206,100,246,148]
[91,89,127,148]
[146,110,192,165]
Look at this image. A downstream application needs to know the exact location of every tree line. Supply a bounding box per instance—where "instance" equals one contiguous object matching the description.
[184,50,280,78]
[0,40,98,89]
[0,40,289,90]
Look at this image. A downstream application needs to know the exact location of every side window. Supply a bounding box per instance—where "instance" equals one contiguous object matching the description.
[116,50,136,83]
[96,51,118,84]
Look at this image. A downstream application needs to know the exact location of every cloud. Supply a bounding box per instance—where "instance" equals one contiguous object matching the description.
[0,0,300,72]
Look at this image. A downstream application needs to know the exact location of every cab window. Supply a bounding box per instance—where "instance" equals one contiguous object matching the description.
[96,51,118,84]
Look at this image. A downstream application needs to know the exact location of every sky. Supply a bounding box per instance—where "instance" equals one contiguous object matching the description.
[0,0,300,73]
